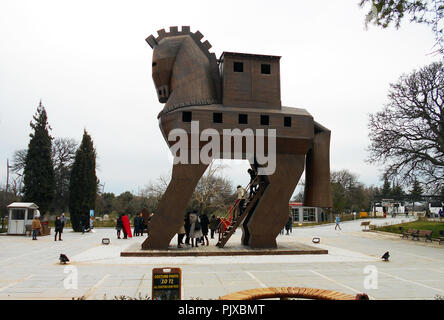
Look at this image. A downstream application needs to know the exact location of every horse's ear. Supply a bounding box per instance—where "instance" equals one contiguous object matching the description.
[146,35,158,49]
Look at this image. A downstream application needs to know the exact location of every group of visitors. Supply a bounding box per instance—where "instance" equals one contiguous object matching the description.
[30,166,263,244]
[280,214,293,235]
[115,212,152,239]
[116,213,130,239]
[177,211,214,248]
[31,212,66,241]
[133,212,148,236]
[54,213,66,241]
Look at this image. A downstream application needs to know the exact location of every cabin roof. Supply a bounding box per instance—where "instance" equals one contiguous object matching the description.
[220,51,281,61]
[7,202,39,209]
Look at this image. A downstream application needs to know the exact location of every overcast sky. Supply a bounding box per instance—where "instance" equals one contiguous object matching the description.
[0,0,440,197]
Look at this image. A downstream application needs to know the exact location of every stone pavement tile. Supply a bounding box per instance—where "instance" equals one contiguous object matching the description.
[119,279,143,287]
[90,287,138,299]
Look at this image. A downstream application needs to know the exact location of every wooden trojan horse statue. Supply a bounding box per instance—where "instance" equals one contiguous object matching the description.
[142,26,332,250]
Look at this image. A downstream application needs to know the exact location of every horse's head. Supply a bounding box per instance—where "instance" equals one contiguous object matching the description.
[149,36,184,103]
[146,27,221,107]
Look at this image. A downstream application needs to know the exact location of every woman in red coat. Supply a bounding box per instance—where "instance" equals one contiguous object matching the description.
[121,213,132,238]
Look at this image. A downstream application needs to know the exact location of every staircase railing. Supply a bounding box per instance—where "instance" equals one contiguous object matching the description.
[217,176,264,246]
[216,176,259,240]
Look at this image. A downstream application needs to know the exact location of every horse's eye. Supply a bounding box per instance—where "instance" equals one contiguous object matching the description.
[152,62,157,67]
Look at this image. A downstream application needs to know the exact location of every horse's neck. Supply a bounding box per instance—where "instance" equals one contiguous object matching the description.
[165,41,218,109]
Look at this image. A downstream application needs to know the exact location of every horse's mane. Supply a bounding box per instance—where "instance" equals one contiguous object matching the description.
[146,26,221,103]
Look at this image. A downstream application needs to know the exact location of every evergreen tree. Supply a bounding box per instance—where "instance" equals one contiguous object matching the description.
[69,130,98,231]
[391,182,404,200]
[410,178,424,211]
[381,176,392,198]
[410,179,424,200]
[22,101,55,215]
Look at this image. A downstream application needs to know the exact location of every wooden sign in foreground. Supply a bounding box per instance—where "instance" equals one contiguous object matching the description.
[152,267,182,300]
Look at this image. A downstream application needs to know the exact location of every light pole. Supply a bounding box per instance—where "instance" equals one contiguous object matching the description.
[2,159,12,230]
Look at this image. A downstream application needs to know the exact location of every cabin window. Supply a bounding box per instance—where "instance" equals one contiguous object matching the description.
[11,209,25,220]
[239,114,248,124]
[182,111,192,122]
[284,116,291,127]
[260,115,269,126]
[261,63,271,74]
[234,62,244,72]
[213,112,223,123]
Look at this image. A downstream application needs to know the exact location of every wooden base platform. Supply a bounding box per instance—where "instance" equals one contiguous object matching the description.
[121,241,328,257]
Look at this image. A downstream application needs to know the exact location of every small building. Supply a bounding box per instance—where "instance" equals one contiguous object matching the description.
[371,199,405,217]
[7,202,39,235]
[219,52,281,109]
[429,201,443,217]
[289,202,327,224]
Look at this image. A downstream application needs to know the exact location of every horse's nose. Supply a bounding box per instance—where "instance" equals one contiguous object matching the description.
[157,85,169,103]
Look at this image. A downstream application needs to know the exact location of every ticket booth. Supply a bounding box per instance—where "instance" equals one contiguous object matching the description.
[7,202,39,235]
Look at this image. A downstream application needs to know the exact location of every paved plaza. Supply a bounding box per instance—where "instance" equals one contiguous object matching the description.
[1,216,443,300]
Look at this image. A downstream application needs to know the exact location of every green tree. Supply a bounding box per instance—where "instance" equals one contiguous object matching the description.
[52,138,77,213]
[410,178,424,211]
[360,0,443,54]
[381,176,392,198]
[391,182,405,199]
[22,101,55,215]
[410,178,424,201]
[69,130,98,231]
[330,170,370,213]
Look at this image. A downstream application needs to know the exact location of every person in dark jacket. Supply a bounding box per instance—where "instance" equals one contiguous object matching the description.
[133,214,140,236]
[200,212,210,246]
[248,168,258,197]
[285,214,292,235]
[184,212,191,246]
[139,213,147,236]
[54,216,63,241]
[116,214,123,239]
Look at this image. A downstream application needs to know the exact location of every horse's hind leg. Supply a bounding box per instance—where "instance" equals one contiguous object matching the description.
[245,153,305,248]
[141,162,208,250]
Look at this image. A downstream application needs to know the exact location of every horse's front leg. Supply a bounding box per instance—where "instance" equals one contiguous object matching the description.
[141,162,209,250]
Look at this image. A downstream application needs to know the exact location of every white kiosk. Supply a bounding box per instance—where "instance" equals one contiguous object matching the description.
[7,202,39,235]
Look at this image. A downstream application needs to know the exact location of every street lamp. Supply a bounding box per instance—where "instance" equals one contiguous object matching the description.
[2,159,12,230]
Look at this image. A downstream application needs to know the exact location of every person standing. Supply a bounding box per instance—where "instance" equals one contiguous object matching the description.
[54,216,63,241]
[133,214,140,236]
[209,215,218,239]
[335,215,341,230]
[116,214,123,239]
[247,168,258,197]
[189,211,202,247]
[139,213,146,236]
[235,185,246,221]
[405,207,409,218]
[31,216,41,240]
[285,214,292,235]
[121,213,131,239]
[200,212,210,246]
[184,212,191,246]
[177,222,186,248]
[60,213,67,229]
